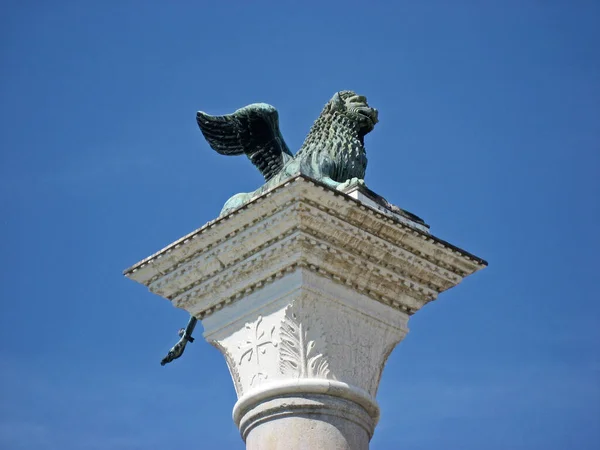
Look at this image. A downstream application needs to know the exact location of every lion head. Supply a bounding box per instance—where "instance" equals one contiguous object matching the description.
[295,91,378,182]
[330,90,379,136]
[299,90,379,151]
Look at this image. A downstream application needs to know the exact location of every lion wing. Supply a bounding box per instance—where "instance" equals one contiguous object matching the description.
[197,103,293,182]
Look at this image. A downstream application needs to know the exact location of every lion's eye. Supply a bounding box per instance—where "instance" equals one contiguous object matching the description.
[348,95,367,104]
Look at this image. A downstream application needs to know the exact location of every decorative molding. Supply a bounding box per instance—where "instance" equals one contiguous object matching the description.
[299,201,463,283]
[193,263,300,320]
[149,215,300,297]
[301,197,475,278]
[174,234,304,312]
[127,193,302,284]
[124,176,486,285]
[128,178,486,322]
[173,229,436,320]
[232,378,381,429]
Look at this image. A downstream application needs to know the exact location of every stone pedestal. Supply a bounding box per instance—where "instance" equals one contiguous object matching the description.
[124,175,486,449]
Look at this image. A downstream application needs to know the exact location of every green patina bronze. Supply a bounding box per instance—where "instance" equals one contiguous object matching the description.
[197,91,379,215]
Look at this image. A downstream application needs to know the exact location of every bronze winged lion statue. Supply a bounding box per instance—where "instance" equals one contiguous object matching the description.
[197,90,379,216]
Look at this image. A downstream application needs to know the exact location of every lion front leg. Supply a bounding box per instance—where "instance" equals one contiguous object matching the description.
[316,176,344,189]
[314,175,366,192]
[301,154,367,191]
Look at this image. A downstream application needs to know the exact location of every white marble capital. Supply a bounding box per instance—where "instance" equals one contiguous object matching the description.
[203,270,407,446]
[124,175,486,449]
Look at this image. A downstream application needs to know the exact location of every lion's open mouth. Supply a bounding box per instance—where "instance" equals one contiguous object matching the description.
[356,108,378,134]
[357,108,378,126]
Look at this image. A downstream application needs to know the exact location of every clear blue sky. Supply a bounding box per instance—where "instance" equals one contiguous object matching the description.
[1,1,598,449]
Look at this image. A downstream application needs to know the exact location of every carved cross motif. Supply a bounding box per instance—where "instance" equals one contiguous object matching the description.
[238,315,277,365]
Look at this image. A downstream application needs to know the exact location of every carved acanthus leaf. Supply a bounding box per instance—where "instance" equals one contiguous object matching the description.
[279,302,332,379]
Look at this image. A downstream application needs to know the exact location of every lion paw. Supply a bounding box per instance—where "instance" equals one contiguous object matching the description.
[336,177,366,191]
